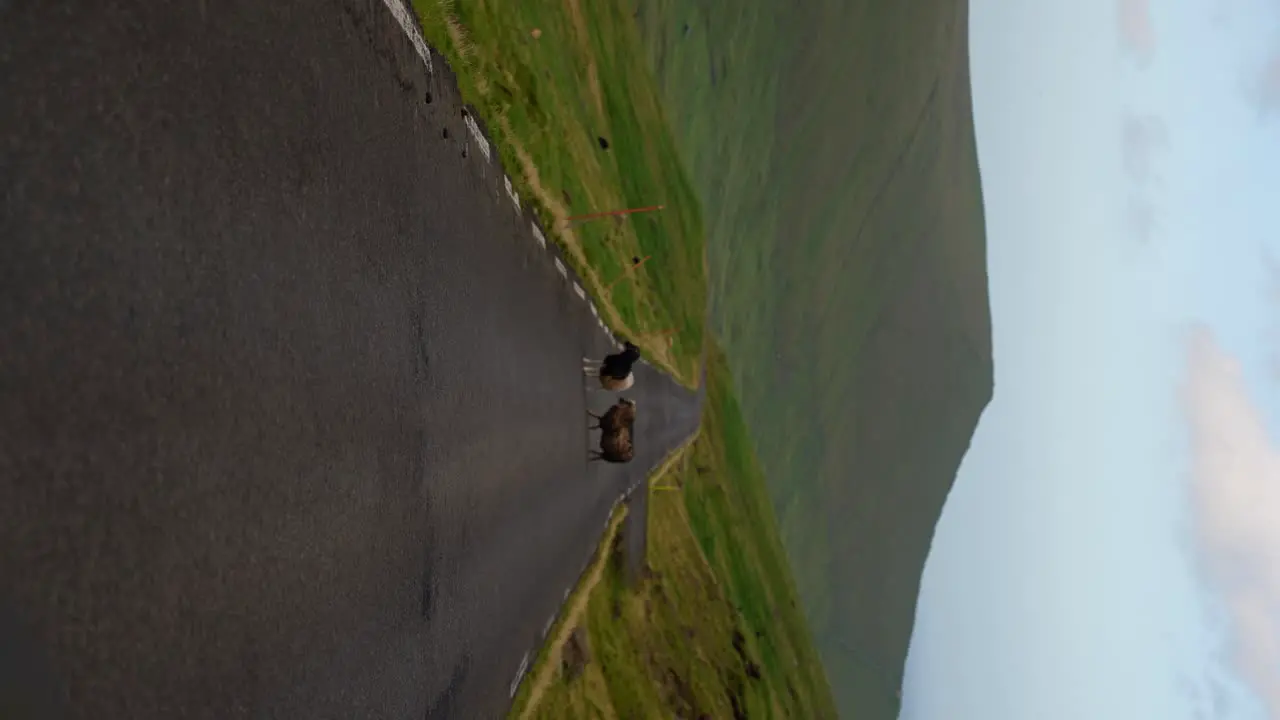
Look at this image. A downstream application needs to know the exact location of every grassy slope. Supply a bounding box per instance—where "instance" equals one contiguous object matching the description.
[516,345,837,720]
[412,0,707,383]
[637,0,993,716]
[408,0,837,715]
[630,0,783,360]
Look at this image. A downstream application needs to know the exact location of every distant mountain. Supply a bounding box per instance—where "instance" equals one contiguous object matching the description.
[637,0,992,716]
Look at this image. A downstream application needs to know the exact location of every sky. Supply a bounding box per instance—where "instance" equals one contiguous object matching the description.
[901,0,1280,718]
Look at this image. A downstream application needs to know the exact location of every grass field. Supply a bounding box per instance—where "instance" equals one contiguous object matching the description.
[511,345,837,720]
[408,0,838,716]
[411,0,708,385]
[410,0,993,716]
[630,0,785,362]
[634,0,994,716]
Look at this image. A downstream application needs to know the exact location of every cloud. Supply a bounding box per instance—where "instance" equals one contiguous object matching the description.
[1208,0,1232,27]
[1178,667,1242,720]
[1183,326,1280,718]
[1119,113,1166,244]
[1121,114,1168,185]
[1117,0,1156,61]
[1268,254,1280,381]
[1125,193,1158,244]
[1254,50,1280,115]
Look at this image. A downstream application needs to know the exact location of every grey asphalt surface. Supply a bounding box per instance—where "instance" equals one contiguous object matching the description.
[0,0,702,718]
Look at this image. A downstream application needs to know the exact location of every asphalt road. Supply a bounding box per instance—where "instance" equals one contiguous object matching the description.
[0,0,702,718]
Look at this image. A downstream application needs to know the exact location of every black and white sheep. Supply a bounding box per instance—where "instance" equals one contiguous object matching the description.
[582,341,641,392]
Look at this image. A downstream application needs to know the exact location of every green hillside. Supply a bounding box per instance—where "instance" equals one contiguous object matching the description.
[408,0,839,715]
[636,0,993,716]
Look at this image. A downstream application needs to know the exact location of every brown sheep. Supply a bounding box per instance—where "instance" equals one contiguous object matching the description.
[588,398,637,463]
[590,426,634,463]
[587,397,636,432]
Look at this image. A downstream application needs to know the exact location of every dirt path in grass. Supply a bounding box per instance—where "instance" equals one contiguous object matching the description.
[516,441,697,719]
[516,506,627,720]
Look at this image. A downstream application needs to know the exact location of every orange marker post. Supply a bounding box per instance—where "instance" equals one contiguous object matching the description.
[566,204,665,225]
[606,255,652,292]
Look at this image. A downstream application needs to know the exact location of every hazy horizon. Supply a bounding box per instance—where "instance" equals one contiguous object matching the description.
[903,0,1280,717]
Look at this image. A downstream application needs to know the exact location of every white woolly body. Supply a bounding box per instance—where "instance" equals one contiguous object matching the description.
[600,373,634,391]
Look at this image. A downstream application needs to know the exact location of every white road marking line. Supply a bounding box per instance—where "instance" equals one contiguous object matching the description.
[377,0,433,75]
[543,616,555,636]
[531,223,546,249]
[503,175,521,211]
[563,588,570,601]
[509,652,530,697]
[462,113,491,163]
[554,258,566,277]
[573,283,585,300]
